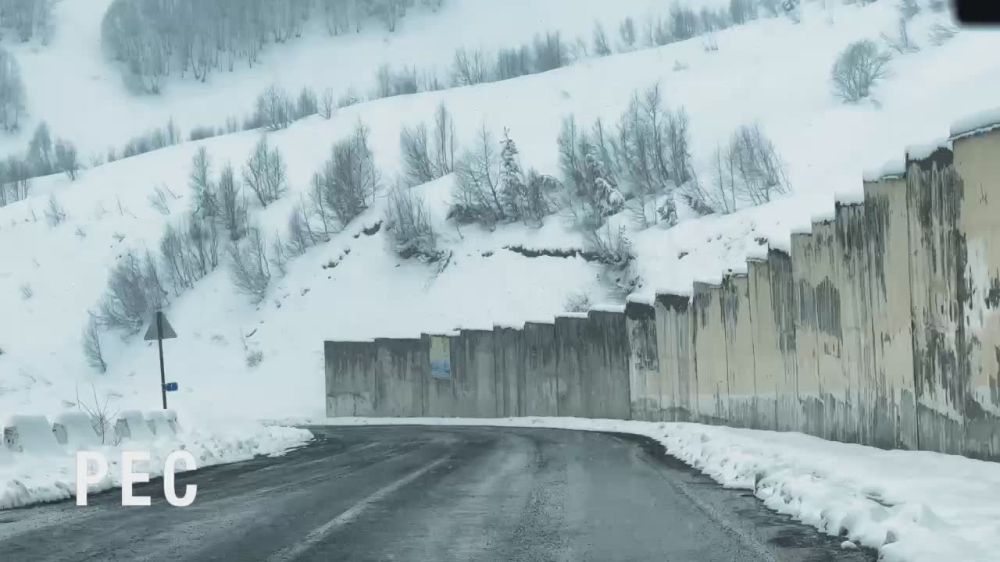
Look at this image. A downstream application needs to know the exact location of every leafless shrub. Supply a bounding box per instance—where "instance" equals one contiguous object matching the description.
[928,23,956,46]
[100,250,167,332]
[401,123,435,186]
[593,22,612,56]
[148,185,176,216]
[882,16,918,54]
[218,162,248,240]
[313,122,380,227]
[450,125,503,227]
[82,313,107,373]
[228,226,271,303]
[243,136,287,207]
[246,349,264,368]
[533,32,567,72]
[254,84,295,130]
[619,17,637,50]
[45,194,65,226]
[586,224,640,296]
[295,86,318,119]
[159,213,220,295]
[701,124,789,214]
[19,283,32,300]
[451,48,490,86]
[76,385,118,445]
[385,185,437,259]
[564,292,592,313]
[558,116,624,229]
[831,39,890,102]
[320,88,335,119]
[189,126,217,141]
[495,46,532,80]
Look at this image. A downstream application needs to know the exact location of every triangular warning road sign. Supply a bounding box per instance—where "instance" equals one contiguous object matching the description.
[144,311,178,341]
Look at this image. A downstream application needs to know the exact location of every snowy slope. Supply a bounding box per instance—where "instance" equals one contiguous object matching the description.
[1,0,999,423]
[3,0,713,157]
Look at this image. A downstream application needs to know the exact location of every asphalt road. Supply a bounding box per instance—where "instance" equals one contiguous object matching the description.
[0,426,875,562]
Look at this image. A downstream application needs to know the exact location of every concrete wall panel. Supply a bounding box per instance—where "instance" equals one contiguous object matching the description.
[586,310,632,420]
[748,259,780,431]
[954,129,1000,458]
[791,233,824,438]
[453,330,498,417]
[655,294,695,421]
[523,322,559,416]
[325,341,377,417]
[864,178,918,449]
[692,283,728,423]
[493,327,525,417]
[373,338,427,417]
[722,273,757,428]
[626,301,660,421]
[555,315,589,417]
[906,149,967,454]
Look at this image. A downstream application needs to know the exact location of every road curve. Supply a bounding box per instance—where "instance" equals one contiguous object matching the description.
[0,426,874,561]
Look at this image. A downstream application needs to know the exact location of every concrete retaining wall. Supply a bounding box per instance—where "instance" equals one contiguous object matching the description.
[325,124,1000,460]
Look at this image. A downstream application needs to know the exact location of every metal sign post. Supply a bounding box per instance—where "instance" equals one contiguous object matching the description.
[144,311,178,410]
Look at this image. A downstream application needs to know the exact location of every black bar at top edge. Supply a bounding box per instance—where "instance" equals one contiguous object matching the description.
[954,0,1000,24]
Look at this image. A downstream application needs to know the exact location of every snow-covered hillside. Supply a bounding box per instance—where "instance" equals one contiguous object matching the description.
[1,0,998,423]
[4,0,714,157]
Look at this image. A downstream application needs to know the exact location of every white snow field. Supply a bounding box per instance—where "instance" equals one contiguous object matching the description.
[311,417,1000,562]
[3,0,716,157]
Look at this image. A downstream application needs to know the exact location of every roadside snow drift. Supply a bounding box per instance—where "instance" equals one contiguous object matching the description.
[0,418,311,510]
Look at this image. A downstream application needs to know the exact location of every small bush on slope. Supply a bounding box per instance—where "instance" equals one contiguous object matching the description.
[831,39,891,103]
[385,185,438,260]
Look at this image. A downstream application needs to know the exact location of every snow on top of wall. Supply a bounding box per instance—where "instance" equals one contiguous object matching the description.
[906,137,952,161]
[556,312,590,320]
[590,304,626,314]
[654,287,693,299]
[862,158,907,182]
[950,106,1000,140]
[745,243,770,261]
[835,189,866,205]
[626,293,655,306]
[810,208,837,224]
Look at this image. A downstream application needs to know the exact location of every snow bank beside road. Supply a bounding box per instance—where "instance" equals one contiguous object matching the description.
[0,421,312,510]
[308,417,1000,562]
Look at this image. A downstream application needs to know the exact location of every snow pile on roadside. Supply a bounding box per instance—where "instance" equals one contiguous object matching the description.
[309,416,1000,562]
[0,421,311,510]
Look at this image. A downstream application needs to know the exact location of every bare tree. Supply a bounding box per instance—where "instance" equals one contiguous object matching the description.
[0,47,25,132]
[295,86,318,119]
[451,48,490,86]
[44,193,65,226]
[320,87,335,119]
[831,39,890,102]
[243,136,287,207]
[385,184,437,259]
[431,103,457,175]
[54,139,80,180]
[313,121,379,226]
[100,250,167,332]
[533,32,566,72]
[593,22,612,56]
[218,162,247,240]
[451,124,503,226]
[228,225,271,303]
[619,17,637,50]
[400,122,435,186]
[254,85,294,130]
[190,147,217,219]
[82,313,107,373]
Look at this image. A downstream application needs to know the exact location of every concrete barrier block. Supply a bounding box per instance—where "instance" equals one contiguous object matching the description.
[954,129,1000,459]
[52,412,101,448]
[722,273,758,429]
[114,410,156,443]
[423,334,458,417]
[692,283,728,424]
[626,300,660,421]
[146,410,180,437]
[555,314,589,417]
[492,326,524,417]
[864,177,917,450]
[655,293,695,422]
[791,232,824,438]
[325,340,378,417]
[454,330,498,417]
[523,322,558,416]
[3,415,63,454]
[905,148,967,455]
[586,309,631,420]
[747,258,781,431]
